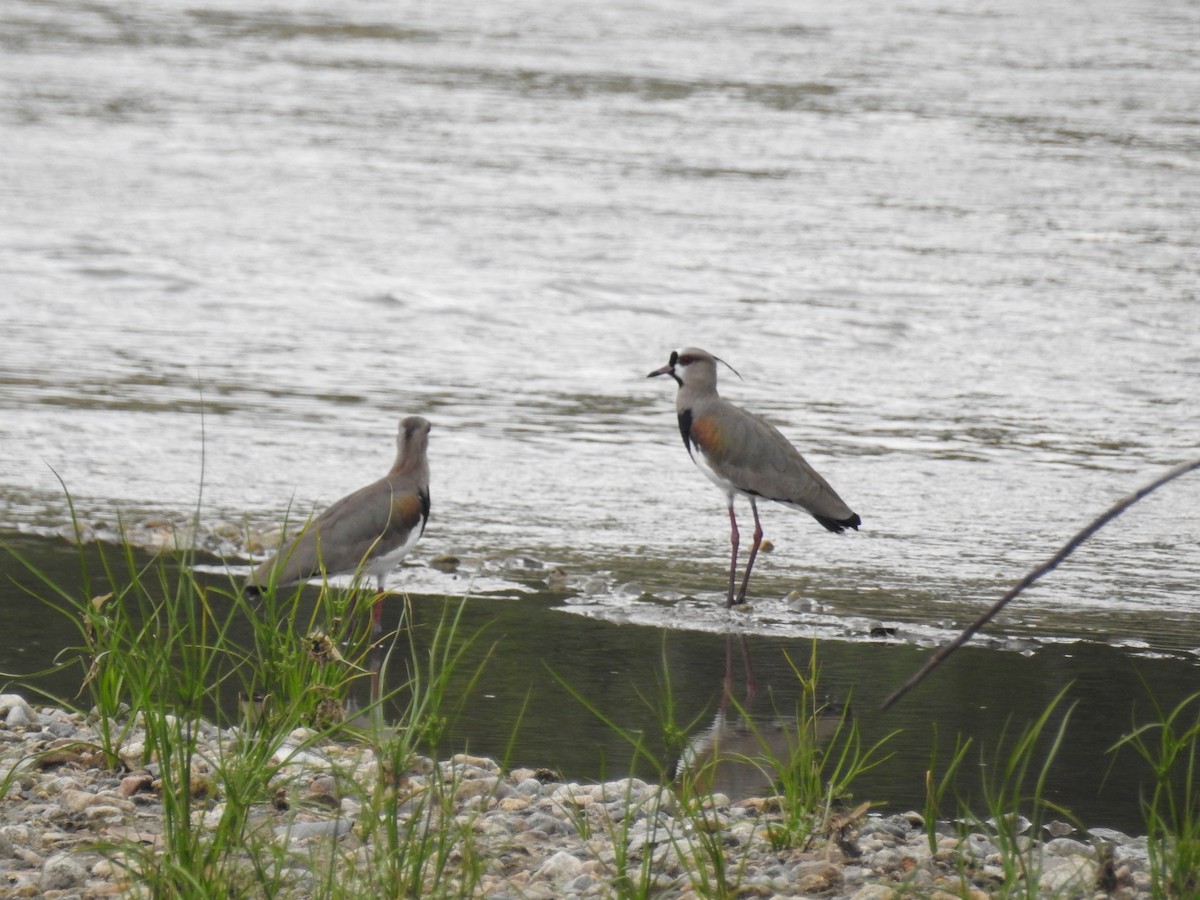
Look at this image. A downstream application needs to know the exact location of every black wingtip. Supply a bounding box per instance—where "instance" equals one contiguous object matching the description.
[814,512,862,534]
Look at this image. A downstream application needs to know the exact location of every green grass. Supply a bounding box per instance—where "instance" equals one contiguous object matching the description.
[1111,689,1200,899]
[923,724,973,856]
[956,685,1077,896]
[757,648,898,852]
[1,493,497,897]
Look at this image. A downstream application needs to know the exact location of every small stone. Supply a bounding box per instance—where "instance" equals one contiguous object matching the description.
[1044,837,1093,857]
[960,833,995,858]
[44,717,78,739]
[86,804,130,821]
[429,554,460,573]
[985,812,1031,835]
[275,819,353,843]
[117,773,152,799]
[841,864,870,885]
[734,795,784,814]
[454,775,503,803]
[850,885,899,899]
[1039,855,1093,893]
[17,845,45,866]
[690,810,729,833]
[2,824,36,846]
[0,695,36,722]
[549,784,592,808]
[702,792,732,810]
[535,850,583,882]
[514,778,545,798]
[625,819,672,849]
[448,753,500,774]
[118,741,146,770]
[41,851,87,891]
[869,847,903,869]
[58,789,99,814]
[862,817,909,841]
[1088,826,1132,844]
[36,748,90,769]
[795,864,842,894]
[303,775,339,808]
[91,858,116,878]
[565,872,594,892]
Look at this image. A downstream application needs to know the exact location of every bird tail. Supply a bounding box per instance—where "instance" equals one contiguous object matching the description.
[813,512,861,533]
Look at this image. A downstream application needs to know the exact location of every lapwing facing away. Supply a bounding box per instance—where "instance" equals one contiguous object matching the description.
[648,349,859,607]
[247,416,432,635]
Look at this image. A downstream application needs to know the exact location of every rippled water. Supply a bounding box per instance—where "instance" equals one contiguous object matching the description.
[2,0,1199,830]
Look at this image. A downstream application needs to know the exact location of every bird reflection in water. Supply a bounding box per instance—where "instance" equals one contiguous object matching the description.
[676,636,842,801]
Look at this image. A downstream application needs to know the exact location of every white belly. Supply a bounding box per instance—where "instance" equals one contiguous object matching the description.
[364,516,425,584]
[690,446,746,500]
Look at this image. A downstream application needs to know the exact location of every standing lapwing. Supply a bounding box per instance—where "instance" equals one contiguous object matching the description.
[648,349,859,607]
[247,415,432,635]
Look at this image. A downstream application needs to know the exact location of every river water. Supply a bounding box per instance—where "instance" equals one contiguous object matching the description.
[2,0,1199,834]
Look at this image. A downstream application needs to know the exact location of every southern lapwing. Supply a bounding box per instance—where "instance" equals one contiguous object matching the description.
[648,349,859,607]
[247,416,432,634]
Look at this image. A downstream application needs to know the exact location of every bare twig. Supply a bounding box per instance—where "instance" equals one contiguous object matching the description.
[881,457,1200,711]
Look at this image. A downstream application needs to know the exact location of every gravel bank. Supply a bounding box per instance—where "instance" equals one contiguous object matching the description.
[0,693,1153,898]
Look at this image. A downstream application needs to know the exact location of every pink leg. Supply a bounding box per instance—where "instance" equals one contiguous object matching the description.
[726,501,739,607]
[371,595,384,642]
[735,499,764,604]
[371,574,387,643]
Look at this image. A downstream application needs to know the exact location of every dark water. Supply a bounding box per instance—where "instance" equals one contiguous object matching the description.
[3,533,1197,837]
[2,0,1199,839]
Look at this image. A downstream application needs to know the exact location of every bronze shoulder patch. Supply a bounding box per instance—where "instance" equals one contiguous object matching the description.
[391,492,424,525]
[690,415,724,453]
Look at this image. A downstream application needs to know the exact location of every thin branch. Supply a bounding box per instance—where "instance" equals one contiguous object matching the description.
[881,457,1200,711]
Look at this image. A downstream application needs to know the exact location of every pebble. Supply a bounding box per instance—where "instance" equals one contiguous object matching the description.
[41,850,88,891]
[0,694,1163,897]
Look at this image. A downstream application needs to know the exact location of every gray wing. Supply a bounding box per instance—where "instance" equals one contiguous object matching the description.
[695,402,857,522]
[251,477,425,586]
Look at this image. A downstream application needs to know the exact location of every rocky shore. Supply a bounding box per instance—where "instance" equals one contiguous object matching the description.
[0,693,1153,898]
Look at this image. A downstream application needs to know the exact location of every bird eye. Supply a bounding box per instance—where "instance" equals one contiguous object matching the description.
[679,354,694,366]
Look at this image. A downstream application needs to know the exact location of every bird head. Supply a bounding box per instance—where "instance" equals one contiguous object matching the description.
[395,416,432,467]
[647,348,740,388]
